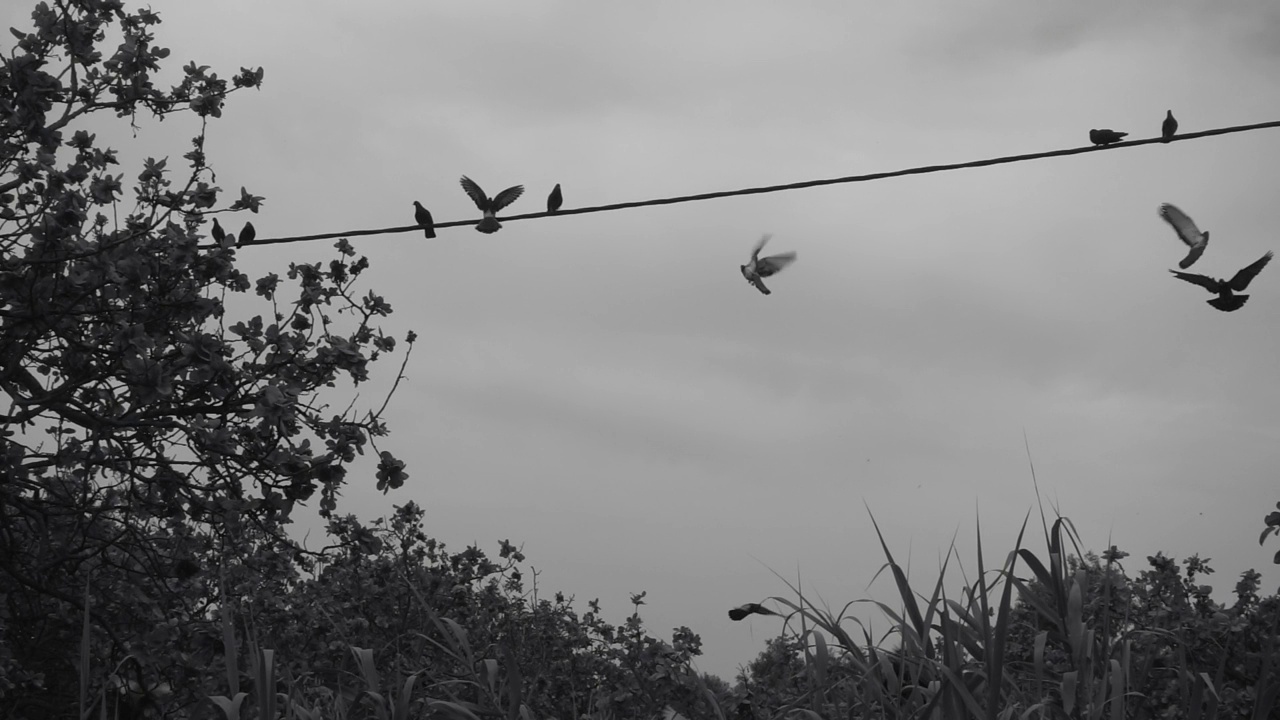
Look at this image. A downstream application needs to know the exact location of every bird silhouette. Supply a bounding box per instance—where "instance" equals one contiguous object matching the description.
[1170,251,1273,312]
[728,603,778,621]
[240,221,256,245]
[210,218,227,246]
[1089,129,1128,146]
[460,176,524,234]
[740,234,797,296]
[1161,110,1178,142]
[1158,203,1209,269]
[547,183,563,213]
[412,201,436,238]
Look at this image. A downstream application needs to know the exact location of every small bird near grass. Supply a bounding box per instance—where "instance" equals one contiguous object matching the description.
[412,201,436,238]
[1161,110,1178,142]
[1089,128,1128,146]
[460,175,524,234]
[547,183,563,213]
[728,603,778,621]
[1158,203,1209,269]
[740,234,797,296]
[1170,251,1273,312]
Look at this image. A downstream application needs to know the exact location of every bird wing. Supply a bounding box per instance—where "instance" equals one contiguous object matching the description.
[459,176,489,210]
[1158,204,1204,248]
[749,233,772,262]
[1169,270,1222,293]
[1228,251,1274,292]
[752,277,772,295]
[756,252,797,276]
[491,185,525,212]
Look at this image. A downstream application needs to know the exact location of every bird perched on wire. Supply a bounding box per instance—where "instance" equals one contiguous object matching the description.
[547,183,563,214]
[740,234,797,296]
[459,175,524,234]
[240,221,256,245]
[1158,203,1209,269]
[412,201,436,238]
[1170,251,1273,312]
[728,603,778,621]
[1161,110,1178,142]
[210,218,230,248]
[1089,129,1128,146]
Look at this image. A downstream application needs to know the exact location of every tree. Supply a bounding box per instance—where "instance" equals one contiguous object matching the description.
[0,1,409,714]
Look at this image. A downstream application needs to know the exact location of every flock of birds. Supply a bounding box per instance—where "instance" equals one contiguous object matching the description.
[406,110,1270,312]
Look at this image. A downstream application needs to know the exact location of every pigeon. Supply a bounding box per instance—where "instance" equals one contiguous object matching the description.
[1170,251,1273,312]
[459,175,524,234]
[412,201,436,238]
[1089,129,1128,146]
[240,221,256,245]
[210,218,227,246]
[740,234,797,296]
[1158,203,1209,269]
[728,603,778,621]
[547,183,563,214]
[1161,110,1178,142]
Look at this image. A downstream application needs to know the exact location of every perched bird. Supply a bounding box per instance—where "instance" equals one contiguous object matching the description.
[1089,129,1128,146]
[1161,110,1178,142]
[547,183,563,214]
[1170,251,1274,312]
[728,603,778,621]
[740,233,797,295]
[412,201,436,238]
[1158,203,1209,269]
[240,221,256,245]
[210,218,227,246]
[459,175,524,234]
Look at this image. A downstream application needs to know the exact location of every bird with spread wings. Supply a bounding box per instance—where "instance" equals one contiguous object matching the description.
[1170,251,1273,312]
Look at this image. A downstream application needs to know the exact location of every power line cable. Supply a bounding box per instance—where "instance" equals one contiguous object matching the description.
[224,120,1280,249]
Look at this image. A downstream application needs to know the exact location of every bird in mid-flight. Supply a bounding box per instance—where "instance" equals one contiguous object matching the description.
[547,183,563,214]
[412,201,436,238]
[459,175,524,234]
[728,603,778,621]
[740,234,797,296]
[1161,110,1178,142]
[1158,203,1209,269]
[1170,251,1274,312]
[1089,128,1128,146]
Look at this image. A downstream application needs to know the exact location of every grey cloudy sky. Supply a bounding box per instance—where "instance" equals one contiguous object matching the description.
[14,0,1280,680]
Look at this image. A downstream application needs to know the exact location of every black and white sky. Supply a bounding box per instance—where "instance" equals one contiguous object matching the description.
[11,0,1280,680]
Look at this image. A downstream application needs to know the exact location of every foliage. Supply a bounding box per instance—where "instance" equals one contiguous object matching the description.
[1,0,408,715]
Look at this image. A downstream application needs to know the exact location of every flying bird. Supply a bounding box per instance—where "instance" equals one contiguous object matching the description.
[459,175,524,234]
[547,183,563,214]
[740,234,797,296]
[728,603,778,621]
[240,221,256,245]
[1161,110,1178,142]
[1170,251,1273,312]
[1158,203,1209,269]
[210,218,227,246]
[412,201,436,238]
[1089,129,1128,146]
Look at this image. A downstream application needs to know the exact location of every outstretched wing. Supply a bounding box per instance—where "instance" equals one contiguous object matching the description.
[1158,204,1204,248]
[752,277,771,295]
[756,252,797,277]
[491,184,525,212]
[1228,251,1274,292]
[749,233,772,262]
[459,176,489,210]
[1169,270,1222,293]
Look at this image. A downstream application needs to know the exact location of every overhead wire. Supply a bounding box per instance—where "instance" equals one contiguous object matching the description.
[222,119,1280,249]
